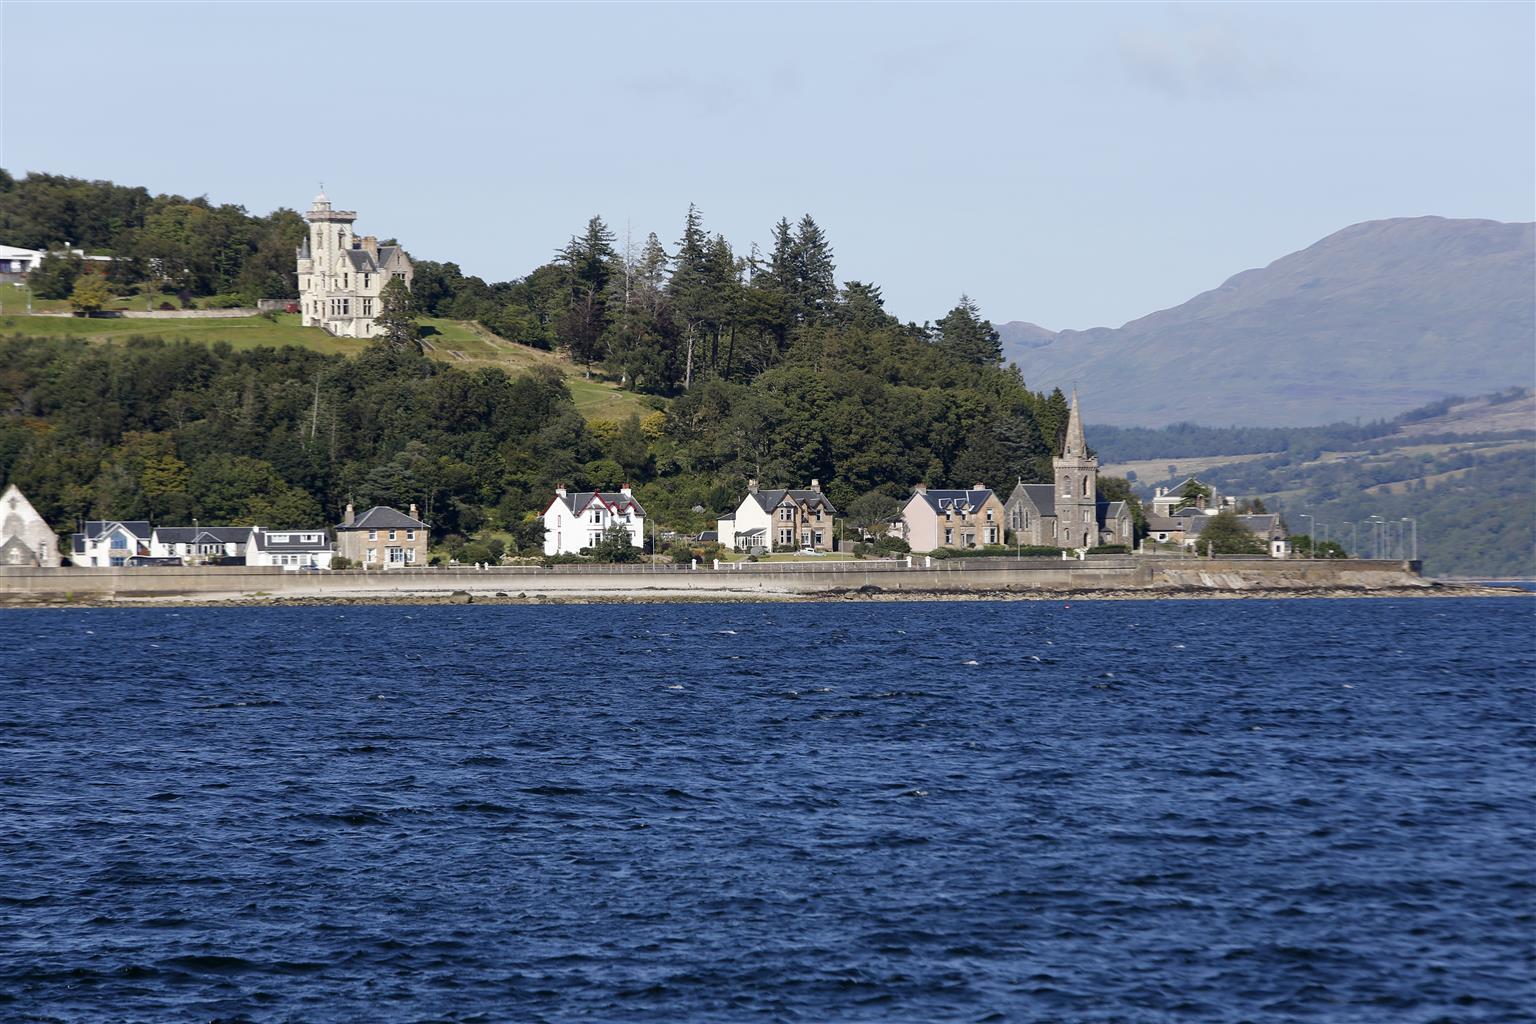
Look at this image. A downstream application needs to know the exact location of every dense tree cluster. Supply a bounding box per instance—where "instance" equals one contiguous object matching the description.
[0,171,303,301]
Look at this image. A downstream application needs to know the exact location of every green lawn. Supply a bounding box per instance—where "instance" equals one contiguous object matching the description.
[0,309,663,421]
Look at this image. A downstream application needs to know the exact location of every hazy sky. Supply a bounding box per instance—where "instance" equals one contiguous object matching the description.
[3,2,1532,329]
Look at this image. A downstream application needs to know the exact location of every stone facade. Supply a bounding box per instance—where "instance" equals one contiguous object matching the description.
[295,192,413,339]
[898,485,1007,553]
[0,484,59,567]
[335,504,429,568]
[1003,391,1134,550]
[718,481,838,552]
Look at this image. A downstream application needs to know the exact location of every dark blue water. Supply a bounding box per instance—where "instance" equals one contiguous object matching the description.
[1,599,1532,1023]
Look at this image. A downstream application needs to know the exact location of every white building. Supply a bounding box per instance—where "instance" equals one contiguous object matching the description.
[295,192,413,339]
[0,484,59,566]
[149,526,250,563]
[246,527,334,569]
[543,485,646,556]
[69,520,152,567]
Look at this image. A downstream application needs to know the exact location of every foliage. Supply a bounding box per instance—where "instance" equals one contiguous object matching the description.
[928,544,1061,559]
[69,275,111,314]
[30,250,84,299]
[583,523,642,563]
[1088,544,1130,554]
[1291,535,1348,559]
[375,278,420,353]
[1193,509,1266,555]
[846,490,901,539]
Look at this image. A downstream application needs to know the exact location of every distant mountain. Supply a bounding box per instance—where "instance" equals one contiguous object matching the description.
[997,217,1536,427]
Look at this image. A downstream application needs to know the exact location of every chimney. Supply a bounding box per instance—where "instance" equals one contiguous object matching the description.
[409,503,420,523]
[915,483,927,494]
[556,484,567,498]
[747,479,758,494]
[620,483,632,497]
[362,235,379,258]
[973,482,986,492]
[343,502,355,527]
[810,478,820,492]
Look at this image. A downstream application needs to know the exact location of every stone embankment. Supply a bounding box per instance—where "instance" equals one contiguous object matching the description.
[0,556,1520,608]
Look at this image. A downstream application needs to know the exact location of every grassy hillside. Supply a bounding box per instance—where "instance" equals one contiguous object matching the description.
[0,311,656,423]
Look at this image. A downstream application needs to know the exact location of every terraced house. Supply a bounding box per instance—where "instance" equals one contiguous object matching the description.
[717,480,838,553]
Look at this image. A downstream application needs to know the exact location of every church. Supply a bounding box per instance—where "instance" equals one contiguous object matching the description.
[295,191,413,338]
[1003,391,1134,550]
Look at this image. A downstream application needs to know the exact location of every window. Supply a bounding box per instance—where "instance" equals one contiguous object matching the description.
[388,530,397,541]
[343,273,349,288]
[405,530,414,541]
[814,508,823,521]
[986,508,994,521]
[110,533,127,549]
[780,507,793,521]
[944,528,954,544]
[590,510,602,524]
[986,527,998,544]
[366,548,377,563]
[1082,476,1089,497]
[813,530,824,546]
[363,274,371,289]
[337,229,344,248]
[368,529,377,540]
[393,272,405,280]
[589,531,603,546]
[361,298,373,317]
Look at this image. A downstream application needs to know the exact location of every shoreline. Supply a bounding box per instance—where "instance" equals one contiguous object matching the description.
[1,581,1524,610]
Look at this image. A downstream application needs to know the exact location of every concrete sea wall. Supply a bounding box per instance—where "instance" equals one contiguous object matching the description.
[0,557,1430,605]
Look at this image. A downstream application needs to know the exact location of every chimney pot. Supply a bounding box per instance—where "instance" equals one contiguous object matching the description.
[343,502,355,527]
[556,484,567,498]
[409,502,420,521]
[621,483,632,496]
[747,479,758,494]
[915,483,927,494]
[810,478,820,491]
[974,482,986,491]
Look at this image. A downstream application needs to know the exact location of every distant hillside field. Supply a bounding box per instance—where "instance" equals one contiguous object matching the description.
[998,217,1535,427]
[1095,389,1536,578]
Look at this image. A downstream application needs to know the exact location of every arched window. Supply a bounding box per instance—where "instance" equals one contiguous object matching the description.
[1082,476,1089,497]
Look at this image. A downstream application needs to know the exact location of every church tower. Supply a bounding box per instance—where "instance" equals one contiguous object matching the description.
[1053,389,1099,549]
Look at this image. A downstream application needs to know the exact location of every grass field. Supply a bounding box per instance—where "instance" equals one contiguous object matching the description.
[0,311,658,422]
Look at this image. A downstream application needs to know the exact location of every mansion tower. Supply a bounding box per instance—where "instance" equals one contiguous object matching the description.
[296,191,413,338]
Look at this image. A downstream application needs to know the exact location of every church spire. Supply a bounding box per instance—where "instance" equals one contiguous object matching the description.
[1063,388,1087,458]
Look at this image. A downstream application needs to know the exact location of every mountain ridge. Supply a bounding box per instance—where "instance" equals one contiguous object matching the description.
[996,216,1535,427]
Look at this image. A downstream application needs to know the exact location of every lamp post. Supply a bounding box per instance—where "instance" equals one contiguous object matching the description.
[1343,521,1357,558]
[1367,515,1384,559]
[1300,513,1314,559]
[1402,517,1417,562]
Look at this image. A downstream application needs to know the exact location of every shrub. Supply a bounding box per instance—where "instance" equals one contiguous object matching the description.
[331,556,355,569]
[1088,544,1129,554]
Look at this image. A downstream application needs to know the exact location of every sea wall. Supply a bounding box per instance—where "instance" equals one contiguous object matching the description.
[0,557,1428,604]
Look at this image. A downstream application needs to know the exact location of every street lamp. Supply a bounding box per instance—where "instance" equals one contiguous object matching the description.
[1300,513,1315,559]
[1367,515,1384,559]
[1402,517,1417,562]
[1343,521,1357,558]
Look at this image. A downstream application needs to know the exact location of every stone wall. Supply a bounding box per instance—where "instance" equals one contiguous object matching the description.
[0,557,1427,604]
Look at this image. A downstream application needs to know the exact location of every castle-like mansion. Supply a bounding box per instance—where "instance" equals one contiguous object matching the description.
[296,191,413,338]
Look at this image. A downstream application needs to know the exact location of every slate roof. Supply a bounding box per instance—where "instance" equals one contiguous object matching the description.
[717,512,735,521]
[80,520,152,541]
[553,491,647,517]
[344,249,379,273]
[1145,514,1187,532]
[339,506,428,531]
[750,489,837,515]
[251,528,332,553]
[152,526,251,545]
[1102,500,1130,519]
[912,488,996,515]
[1184,514,1282,537]
[1006,482,1056,517]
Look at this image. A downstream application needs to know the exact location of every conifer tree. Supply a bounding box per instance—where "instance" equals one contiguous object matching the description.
[375,277,421,354]
[935,295,1002,367]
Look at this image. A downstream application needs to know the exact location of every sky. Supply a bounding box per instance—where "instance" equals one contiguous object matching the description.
[2,2,1532,330]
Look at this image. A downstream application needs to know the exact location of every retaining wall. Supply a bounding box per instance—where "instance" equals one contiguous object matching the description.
[0,557,1426,604]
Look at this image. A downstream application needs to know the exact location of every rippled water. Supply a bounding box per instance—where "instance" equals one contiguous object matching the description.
[1,598,1532,1022]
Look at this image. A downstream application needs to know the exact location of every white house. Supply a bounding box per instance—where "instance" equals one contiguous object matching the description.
[246,527,334,569]
[149,526,250,563]
[0,484,59,566]
[69,520,152,567]
[543,485,646,556]
[295,191,413,339]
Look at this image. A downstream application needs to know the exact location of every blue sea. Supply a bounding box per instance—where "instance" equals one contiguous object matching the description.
[1,598,1532,1023]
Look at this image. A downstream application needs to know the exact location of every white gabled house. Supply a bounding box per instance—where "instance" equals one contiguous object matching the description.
[246,527,334,569]
[69,520,152,567]
[543,485,646,556]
